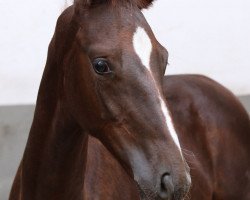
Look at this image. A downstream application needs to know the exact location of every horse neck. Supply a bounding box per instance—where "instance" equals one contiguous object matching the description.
[20,45,88,200]
[21,94,88,199]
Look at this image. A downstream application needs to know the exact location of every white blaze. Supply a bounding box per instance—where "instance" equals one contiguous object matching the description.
[159,98,181,150]
[133,26,182,151]
[133,27,152,70]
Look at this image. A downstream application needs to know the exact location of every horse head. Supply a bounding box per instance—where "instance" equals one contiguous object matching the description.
[63,0,191,199]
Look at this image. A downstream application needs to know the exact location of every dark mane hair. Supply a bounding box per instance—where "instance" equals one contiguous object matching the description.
[74,0,155,9]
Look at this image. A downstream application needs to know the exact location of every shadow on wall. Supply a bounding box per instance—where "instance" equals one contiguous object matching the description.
[0,106,35,200]
[0,96,249,200]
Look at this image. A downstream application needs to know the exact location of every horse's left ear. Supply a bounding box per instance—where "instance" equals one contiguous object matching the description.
[136,0,155,9]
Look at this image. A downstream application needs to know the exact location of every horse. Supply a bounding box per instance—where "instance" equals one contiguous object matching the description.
[84,75,250,199]
[9,0,191,200]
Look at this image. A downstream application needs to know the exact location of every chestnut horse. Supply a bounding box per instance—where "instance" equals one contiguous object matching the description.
[9,0,191,200]
[10,0,250,200]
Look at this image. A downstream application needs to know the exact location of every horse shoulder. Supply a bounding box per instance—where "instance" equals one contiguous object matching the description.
[163,74,250,199]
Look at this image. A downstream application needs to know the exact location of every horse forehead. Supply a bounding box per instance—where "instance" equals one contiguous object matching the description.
[83,6,145,37]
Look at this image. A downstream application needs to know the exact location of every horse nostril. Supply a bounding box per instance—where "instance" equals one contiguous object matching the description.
[160,172,174,199]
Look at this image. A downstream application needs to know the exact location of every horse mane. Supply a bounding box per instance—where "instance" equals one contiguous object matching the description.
[74,0,155,9]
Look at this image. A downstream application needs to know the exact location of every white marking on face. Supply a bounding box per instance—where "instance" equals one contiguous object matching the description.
[133,26,182,152]
[133,27,152,70]
[159,98,181,150]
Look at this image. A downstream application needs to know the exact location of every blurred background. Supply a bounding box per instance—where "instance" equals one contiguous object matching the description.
[0,0,249,199]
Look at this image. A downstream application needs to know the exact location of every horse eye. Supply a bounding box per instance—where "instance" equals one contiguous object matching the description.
[93,59,110,74]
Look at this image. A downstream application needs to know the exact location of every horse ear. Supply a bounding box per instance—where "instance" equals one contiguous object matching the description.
[136,0,155,9]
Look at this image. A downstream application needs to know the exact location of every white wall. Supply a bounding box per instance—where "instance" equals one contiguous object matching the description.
[0,0,249,105]
[144,0,250,95]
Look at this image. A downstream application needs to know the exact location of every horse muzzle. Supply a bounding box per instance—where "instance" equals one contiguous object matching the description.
[137,171,191,200]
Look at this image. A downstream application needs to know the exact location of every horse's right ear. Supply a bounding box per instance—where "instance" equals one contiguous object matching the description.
[136,0,155,9]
